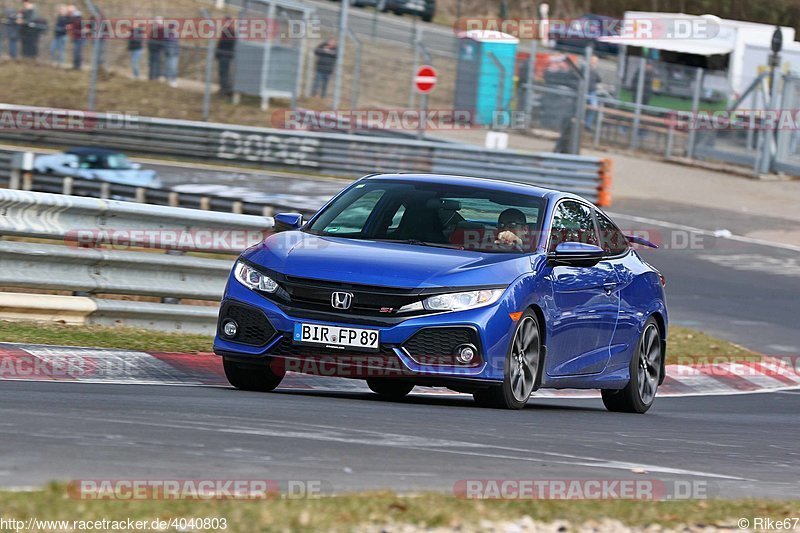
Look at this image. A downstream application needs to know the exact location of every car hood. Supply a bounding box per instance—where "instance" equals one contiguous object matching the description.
[242,231,535,289]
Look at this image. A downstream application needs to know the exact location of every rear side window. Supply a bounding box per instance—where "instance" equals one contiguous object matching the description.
[549,200,598,252]
[596,210,629,255]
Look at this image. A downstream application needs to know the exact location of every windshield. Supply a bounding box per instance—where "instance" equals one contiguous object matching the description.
[77,153,134,170]
[306,180,547,253]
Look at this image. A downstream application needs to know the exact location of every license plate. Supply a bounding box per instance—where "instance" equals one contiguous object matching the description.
[293,323,380,352]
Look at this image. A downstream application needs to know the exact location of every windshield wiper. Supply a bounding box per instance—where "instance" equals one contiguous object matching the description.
[371,238,464,250]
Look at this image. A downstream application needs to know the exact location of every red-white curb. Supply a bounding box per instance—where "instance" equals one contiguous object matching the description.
[1,343,798,398]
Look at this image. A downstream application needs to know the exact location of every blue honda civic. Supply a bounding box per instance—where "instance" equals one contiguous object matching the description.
[214,174,667,413]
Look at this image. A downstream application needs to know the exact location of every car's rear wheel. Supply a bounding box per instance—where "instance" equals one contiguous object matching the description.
[473,311,542,409]
[366,379,414,399]
[601,317,661,413]
[223,358,284,392]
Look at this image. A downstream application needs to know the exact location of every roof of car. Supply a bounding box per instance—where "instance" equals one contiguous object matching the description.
[360,173,580,202]
[65,147,124,156]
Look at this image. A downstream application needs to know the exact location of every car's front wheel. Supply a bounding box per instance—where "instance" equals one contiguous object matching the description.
[473,310,542,409]
[601,317,662,413]
[223,358,284,392]
[366,379,414,399]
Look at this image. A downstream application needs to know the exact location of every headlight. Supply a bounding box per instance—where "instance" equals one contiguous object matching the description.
[421,289,504,312]
[234,261,278,293]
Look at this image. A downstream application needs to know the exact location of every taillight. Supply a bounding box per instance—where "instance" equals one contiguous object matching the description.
[659,273,666,287]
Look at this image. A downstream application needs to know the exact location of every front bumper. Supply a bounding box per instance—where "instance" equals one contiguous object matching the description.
[213,281,516,383]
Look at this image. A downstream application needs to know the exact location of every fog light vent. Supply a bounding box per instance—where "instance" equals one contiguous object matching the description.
[456,344,477,364]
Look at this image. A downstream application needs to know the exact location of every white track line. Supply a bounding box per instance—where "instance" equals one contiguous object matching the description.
[608,211,800,253]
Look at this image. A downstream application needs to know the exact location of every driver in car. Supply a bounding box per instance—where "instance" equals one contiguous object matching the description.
[495,208,530,251]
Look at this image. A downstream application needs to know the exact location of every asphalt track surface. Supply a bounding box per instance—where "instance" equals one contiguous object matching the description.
[1,381,799,496]
[2,160,799,496]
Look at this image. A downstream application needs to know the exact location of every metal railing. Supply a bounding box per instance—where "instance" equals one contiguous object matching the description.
[0,189,273,334]
[0,104,612,206]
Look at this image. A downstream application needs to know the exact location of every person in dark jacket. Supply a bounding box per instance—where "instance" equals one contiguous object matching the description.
[128,24,144,79]
[19,1,40,58]
[148,17,165,81]
[215,17,236,96]
[5,9,22,58]
[312,38,337,98]
[50,4,69,66]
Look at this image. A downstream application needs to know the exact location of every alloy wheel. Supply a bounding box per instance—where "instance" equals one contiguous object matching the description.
[509,316,540,402]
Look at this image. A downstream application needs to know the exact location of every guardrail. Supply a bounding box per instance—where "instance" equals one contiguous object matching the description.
[0,189,273,334]
[0,103,612,206]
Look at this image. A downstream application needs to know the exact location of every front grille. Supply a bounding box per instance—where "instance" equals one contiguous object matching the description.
[218,303,275,346]
[402,327,482,366]
[280,276,423,317]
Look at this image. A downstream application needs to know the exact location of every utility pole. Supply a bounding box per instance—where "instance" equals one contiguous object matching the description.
[759,26,783,174]
[332,0,349,111]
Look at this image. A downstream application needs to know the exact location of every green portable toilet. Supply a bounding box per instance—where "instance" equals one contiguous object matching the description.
[454,30,519,125]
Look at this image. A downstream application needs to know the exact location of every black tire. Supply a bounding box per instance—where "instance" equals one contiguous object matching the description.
[601,317,662,414]
[223,358,284,392]
[473,310,543,409]
[422,11,433,22]
[366,379,414,399]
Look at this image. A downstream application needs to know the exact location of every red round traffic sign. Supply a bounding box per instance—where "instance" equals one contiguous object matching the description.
[414,65,438,94]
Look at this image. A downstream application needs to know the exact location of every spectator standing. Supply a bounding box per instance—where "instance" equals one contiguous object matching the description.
[67,5,85,70]
[50,4,69,66]
[5,9,21,59]
[215,17,236,97]
[147,17,165,81]
[312,38,337,98]
[19,0,41,59]
[128,24,144,79]
[163,23,180,88]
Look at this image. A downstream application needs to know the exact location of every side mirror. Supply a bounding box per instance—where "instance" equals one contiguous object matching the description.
[273,212,304,233]
[131,162,142,170]
[548,242,605,267]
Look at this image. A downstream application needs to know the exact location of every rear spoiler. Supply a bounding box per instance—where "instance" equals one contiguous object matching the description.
[626,235,658,249]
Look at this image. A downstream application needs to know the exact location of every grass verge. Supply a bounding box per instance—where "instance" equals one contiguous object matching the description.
[0,320,756,364]
[0,320,213,353]
[0,484,797,532]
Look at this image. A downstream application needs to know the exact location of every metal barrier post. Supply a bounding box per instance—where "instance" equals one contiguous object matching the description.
[332,0,349,111]
[685,67,703,159]
[201,9,215,121]
[408,23,421,110]
[259,1,277,110]
[86,1,103,111]
[347,29,363,110]
[631,56,646,150]
[570,46,592,154]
